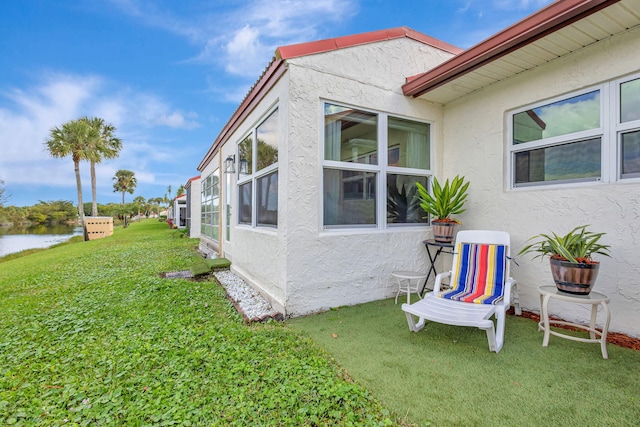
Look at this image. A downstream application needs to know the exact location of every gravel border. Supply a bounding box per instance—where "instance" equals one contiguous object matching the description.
[214,270,284,322]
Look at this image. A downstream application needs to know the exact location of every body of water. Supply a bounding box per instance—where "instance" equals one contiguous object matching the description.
[0,225,83,258]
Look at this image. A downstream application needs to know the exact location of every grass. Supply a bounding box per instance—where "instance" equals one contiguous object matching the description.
[4,220,639,426]
[0,220,393,426]
[288,298,640,426]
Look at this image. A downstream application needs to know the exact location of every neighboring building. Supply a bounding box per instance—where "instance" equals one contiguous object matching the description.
[197,0,640,338]
[184,176,201,238]
[168,194,187,229]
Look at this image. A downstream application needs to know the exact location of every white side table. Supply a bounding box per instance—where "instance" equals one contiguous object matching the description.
[391,271,427,304]
[538,285,611,359]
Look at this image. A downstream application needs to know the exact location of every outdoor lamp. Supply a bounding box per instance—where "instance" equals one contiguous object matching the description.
[239,158,249,175]
[224,155,235,173]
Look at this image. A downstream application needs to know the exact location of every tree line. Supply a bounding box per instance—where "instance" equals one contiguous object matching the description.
[0,196,169,228]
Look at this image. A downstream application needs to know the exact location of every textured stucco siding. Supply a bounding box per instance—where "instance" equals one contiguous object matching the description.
[281,38,455,315]
[218,76,290,313]
[441,27,640,337]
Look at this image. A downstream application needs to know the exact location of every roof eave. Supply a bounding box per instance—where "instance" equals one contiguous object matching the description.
[402,0,620,98]
[197,59,287,171]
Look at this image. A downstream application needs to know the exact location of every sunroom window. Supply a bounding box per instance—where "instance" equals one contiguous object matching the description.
[323,102,431,228]
[237,108,278,227]
[201,170,220,240]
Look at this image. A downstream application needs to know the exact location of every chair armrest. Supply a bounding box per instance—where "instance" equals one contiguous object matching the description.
[434,271,451,292]
[503,277,516,306]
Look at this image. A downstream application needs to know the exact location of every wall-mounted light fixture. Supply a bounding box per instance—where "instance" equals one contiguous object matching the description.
[224,155,235,173]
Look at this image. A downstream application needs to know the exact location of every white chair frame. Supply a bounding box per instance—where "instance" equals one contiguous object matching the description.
[402,230,521,353]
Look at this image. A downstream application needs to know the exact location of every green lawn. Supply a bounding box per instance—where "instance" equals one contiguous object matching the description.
[3,220,639,426]
[0,220,393,426]
[289,298,640,426]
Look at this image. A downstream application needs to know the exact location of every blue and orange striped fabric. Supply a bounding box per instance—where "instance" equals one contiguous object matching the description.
[439,243,506,305]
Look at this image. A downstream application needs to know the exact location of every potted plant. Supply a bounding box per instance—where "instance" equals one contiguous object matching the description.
[415,175,469,243]
[519,225,611,295]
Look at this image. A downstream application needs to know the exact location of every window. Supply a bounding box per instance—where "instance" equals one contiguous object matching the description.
[509,74,640,187]
[201,170,220,240]
[323,102,431,228]
[237,108,278,227]
[620,77,640,179]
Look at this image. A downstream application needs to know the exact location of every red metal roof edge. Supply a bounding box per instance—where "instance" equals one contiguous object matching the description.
[277,26,462,59]
[402,0,620,98]
[198,27,461,171]
[197,58,286,171]
[184,175,201,189]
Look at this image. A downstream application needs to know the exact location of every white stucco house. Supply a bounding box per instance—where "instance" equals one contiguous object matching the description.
[168,194,187,229]
[197,0,640,338]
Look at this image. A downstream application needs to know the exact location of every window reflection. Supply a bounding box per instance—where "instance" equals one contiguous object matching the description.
[513,91,600,144]
[324,104,378,164]
[621,78,640,123]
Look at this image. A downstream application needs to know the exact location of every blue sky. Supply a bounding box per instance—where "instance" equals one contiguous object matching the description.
[0,0,553,207]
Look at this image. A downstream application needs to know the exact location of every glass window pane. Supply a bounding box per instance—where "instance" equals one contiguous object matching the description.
[388,117,430,169]
[513,91,600,144]
[622,130,640,177]
[621,78,640,123]
[257,171,278,226]
[514,137,601,185]
[239,182,252,224]
[257,109,278,171]
[323,169,376,226]
[324,104,378,164]
[387,174,428,224]
[238,135,253,175]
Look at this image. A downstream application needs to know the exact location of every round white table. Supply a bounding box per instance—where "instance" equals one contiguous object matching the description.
[391,270,427,304]
[538,285,611,359]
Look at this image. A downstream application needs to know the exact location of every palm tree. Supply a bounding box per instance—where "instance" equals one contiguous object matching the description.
[83,117,122,217]
[113,170,136,228]
[112,170,137,205]
[45,118,99,237]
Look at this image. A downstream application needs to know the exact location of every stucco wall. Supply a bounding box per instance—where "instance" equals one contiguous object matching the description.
[441,27,640,337]
[282,38,455,315]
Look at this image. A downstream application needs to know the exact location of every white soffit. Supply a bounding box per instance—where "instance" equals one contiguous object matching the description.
[419,0,640,104]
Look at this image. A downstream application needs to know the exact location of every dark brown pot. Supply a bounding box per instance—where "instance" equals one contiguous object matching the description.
[432,221,459,243]
[549,258,600,295]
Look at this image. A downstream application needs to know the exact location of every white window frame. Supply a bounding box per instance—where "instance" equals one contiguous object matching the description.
[321,100,433,230]
[236,105,279,229]
[201,169,220,241]
[508,72,640,189]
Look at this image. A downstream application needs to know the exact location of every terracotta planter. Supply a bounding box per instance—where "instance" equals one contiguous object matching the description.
[432,221,459,243]
[549,258,600,295]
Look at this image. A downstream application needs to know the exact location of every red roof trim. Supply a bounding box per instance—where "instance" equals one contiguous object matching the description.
[402,0,620,98]
[198,27,460,171]
[198,58,286,170]
[278,26,462,59]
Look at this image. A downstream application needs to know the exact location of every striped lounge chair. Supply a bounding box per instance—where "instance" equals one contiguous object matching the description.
[402,230,520,352]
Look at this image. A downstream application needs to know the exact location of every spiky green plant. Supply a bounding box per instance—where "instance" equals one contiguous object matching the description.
[415,175,469,222]
[519,224,611,264]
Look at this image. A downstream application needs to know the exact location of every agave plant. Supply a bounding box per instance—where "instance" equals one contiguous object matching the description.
[387,182,420,223]
[415,175,469,223]
[519,225,611,264]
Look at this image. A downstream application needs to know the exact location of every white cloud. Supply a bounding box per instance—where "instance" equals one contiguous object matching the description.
[224,25,265,77]
[0,72,199,191]
[108,0,357,78]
